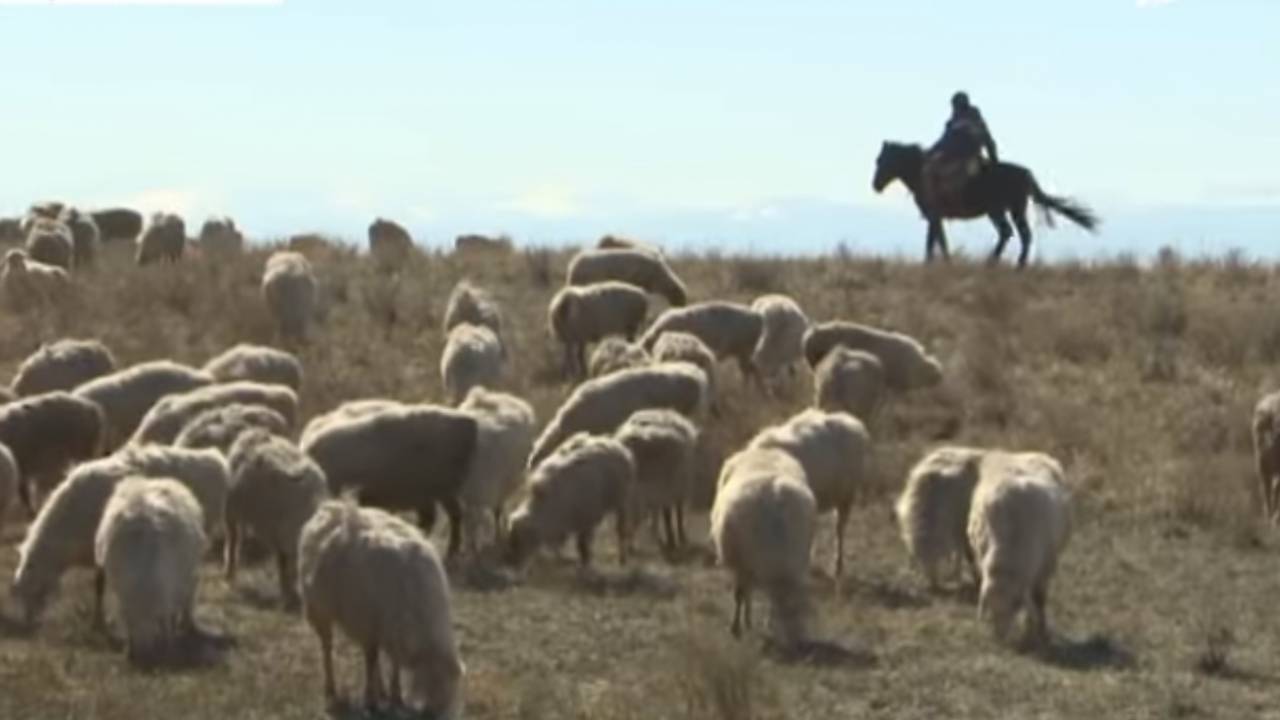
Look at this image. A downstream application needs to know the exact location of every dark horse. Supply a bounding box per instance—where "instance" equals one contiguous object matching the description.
[873,141,1099,267]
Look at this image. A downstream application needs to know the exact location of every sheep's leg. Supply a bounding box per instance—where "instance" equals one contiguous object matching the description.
[962,543,980,589]
[277,552,299,610]
[731,585,747,637]
[388,660,403,708]
[223,522,240,582]
[1256,451,1274,522]
[1030,582,1050,646]
[616,508,630,566]
[834,505,849,579]
[441,496,463,559]
[93,568,107,631]
[675,504,687,547]
[17,480,35,519]
[363,644,384,710]
[576,531,593,568]
[492,507,505,545]
[315,620,337,704]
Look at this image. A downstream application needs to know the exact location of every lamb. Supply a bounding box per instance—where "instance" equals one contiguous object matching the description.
[197,216,244,256]
[507,433,635,568]
[894,446,986,590]
[443,280,505,347]
[747,409,870,577]
[710,446,815,645]
[440,323,504,404]
[527,362,708,469]
[58,207,101,268]
[1252,391,1280,524]
[566,247,688,307]
[10,338,117,397]
[12,445,229,625]
[802,321,943,392]
[73,360,215,451]
[24,218,74,270]
[1,249,70,309]
[813,347,885,421]
[650,331,719,413]
[0,391,105,513]
[613,409,698,551]
[367,217,413,268]
[548,281,649,377]
[640,301,764,384]
[588,337,651,378]
[300,403,478,557]
[201,343,303,391]
[299,501,464,716]
[90,207,143,243]
[456,387,536,554]
[967,451,1072,646]
[135,212,186,265]
[130,381,299,446]
[454,233,512,253]
[175,403,290,453]
[262,251,318,341]
[0,443,16,538]
[750,294,809,385]
[224,430,328,607]
[94,477,207,666]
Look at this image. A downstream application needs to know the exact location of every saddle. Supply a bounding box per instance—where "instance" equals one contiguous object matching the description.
[921,153,984,217]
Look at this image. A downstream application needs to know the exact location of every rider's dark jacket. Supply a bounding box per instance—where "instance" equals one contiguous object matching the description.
[931,106,999,164]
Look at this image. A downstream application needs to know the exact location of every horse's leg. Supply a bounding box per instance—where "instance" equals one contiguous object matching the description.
[988,213,1013,265]
[924,222,936,262]
[1012,206,1034,268]
[934,221,951,262]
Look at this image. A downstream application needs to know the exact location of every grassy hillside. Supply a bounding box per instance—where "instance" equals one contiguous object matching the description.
[1,239,1278,719]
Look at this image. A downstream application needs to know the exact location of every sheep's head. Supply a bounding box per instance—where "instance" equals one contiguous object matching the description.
[977,577,1020,644]
[10,559,57,626]
[406,657,464,720]
[4,249,28,273]
[908,353,945,389]
[503,505,540,566]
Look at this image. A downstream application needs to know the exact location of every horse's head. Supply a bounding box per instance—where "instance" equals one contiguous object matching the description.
[872,141,922,193]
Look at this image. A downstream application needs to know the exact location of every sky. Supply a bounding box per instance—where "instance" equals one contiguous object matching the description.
[1,0,1277,259]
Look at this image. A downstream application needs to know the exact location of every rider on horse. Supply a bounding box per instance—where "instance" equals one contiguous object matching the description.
[923,92,999,212]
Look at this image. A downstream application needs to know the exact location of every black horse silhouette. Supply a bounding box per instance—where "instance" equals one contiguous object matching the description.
[873,141,1099,267]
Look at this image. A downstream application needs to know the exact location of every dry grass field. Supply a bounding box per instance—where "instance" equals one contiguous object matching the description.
[2,238,1280,719]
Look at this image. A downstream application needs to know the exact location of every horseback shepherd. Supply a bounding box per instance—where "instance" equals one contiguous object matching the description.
[923,91,999,213]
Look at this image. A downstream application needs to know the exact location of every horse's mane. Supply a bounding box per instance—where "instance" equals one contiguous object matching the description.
[883,141,926,160]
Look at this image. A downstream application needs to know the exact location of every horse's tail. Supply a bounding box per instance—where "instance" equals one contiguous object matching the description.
[1026,172,1099,232]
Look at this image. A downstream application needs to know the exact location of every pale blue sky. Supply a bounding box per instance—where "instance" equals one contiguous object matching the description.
[2,1,1277,258]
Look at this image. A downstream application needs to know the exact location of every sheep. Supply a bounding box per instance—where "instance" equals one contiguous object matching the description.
[968,451,1072,646]
[197,216,244,256]
[299,399,404,448]
[588,336,651,378]
[597,234,661,255]
[368,217,413,268]
[1252,391,1280,524]
[262,250,318,341]
[0,442,16,538]
[813,347,885,421]
[802,321,943,392]
[299,501,464,716]
[894,446,986,590]
[747,409,870,578]
[175,403,290,453]
[300,403,478,557]
[90,207,143,243]
[130,381,299,446]
[548,281,649,378]
[640,301,764,385]
[94,477,207,666]
[527,362,708,469]
[507,432,635,568]
[456,387,536,554]
[73,360,215,451]
[710,446,815,645]
[613,409,698,551]
[24,218,74,270]
[201,343,302,391]
[10,338,117,397]
[0,391,104,514]
[567,247,688,307]
[23,200,65,227]
[1,249,70,309]
[440,324,505,404]
[750,294,809,386]
[224,429,328,607]
[135,212,186,265]
[12,445,229,625]
[443,280,505,347]
[651,330,719,413]
[454,233,512,253]
[58,207,101,268]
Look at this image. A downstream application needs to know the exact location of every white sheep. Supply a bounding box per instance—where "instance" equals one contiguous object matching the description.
[59,207,101,268]
[813,347,885,422]
[567,247,688,307]
[225,429,328,607]
[440,323,505,404]
[803,321,943,392]
[507,432,635,568]
[588,336,651,378]
[10,338,117,397]
[0,391,105,514]
[650,330,720,414]
[262,250,318,341]
[527,362,708,469]
[73,360,215,451]
[24,218,74,270]
[456,387,536,554]
[94,476,207,666]
[894,446,986,590]
[548,281,649,378]
[968,451,1072,646]
[443,280,505,349]
[201,343,303,391]
[0,442,16,538]
[640,302,764,385]
[710,446,815,645]
[750,294,809,386]
[747,409,870,578]
[1252,391,1280,523]
[197,216,244,256]
[299,501,464,716]
[613,409,698,551]
[368,217,414,268]
[174,403,290,453]
[2,249,70,309]
[135,212,186,265]
[130,380,299,446]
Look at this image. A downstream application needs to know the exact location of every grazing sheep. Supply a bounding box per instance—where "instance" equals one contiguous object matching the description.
[640,302,764,385]
[368,217,413,268]
[90,207,144,243]
[262,251,318,341]
[73,360,215,451]
[747,409,870,578]
[1,249,70,309]
[10,339,117,397]
[299,399,404,448]
[197,216,244,256]
[135,212,186,265]
[0,391,104,513]
[440,324,504,404]
[456,387,536,554]
[0,442,16,538]
[968,451,1072,646]
[24,218,74,270]
[23,200,65,226]
[651,331,719,413]
[527,362,708,469]
[813,347,885,421]
[614,409,698,551]
[567,248,688,307]
[802,321,943,392]
[58,208,101,268]
[443,280,505,347]
[710,447,815,645]
[299,501,464,716]
[225,430,327,607]
[454,233,512,253]
[130,381,298,446]
[751,294,809,385]
[588,336,651,378]
[175,403,290,453]
[300,403,478,557]
[1252,391,1280,524]
[894,446,986,590]
[201,343,302,391]
[549,281,649,377]
[94,477,207,666]
[507,433,635,568]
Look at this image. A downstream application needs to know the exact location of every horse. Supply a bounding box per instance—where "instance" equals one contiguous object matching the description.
[872,141,1099,267]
